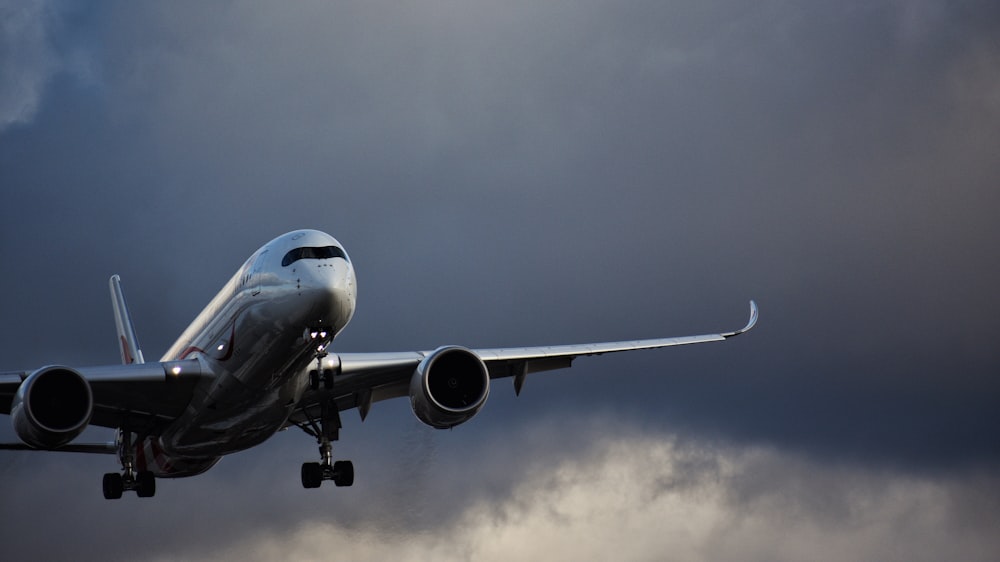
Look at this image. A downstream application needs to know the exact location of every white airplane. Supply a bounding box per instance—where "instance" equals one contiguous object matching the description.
[0,230,757,499]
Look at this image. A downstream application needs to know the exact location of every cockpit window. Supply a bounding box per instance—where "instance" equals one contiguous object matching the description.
[281,246,348,267]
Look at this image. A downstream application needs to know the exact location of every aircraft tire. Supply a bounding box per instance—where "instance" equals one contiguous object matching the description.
[137,471,156,498]
[301,462,322,488]
[103,473,123,500]
[333,460,354,487]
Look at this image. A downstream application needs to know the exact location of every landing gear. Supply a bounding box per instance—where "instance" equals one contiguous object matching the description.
[309,367,335,390]
[293,397,354,489]
[102,473,123,499]
[102,429,156,500]
[136,470,157,498]
[306,328,336,390]
[101,470,156,499]
[295,331,353,489]
[301,459,353,488]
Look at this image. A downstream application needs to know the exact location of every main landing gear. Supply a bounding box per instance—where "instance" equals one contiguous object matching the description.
[102,429,156,500]
[296,400,354,489]
[295,348,354,489]
[301,455,354,488]
[296,333,353,488]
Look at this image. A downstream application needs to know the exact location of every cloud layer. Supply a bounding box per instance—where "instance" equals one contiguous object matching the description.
[143,423,1000,562]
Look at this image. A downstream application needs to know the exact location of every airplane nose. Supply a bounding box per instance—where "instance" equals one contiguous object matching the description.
[298,261,356,331]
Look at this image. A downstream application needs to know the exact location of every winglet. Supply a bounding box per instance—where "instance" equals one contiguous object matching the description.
[110,275,145,365]
[721,300,758,338]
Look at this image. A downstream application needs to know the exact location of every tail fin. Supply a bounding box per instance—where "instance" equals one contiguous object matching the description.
[109,275,145,365]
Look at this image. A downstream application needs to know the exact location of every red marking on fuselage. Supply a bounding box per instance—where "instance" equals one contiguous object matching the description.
[178,318,239,361]
[150,438,175,474]
[135,438,148,471]
[179,346,205,360]
[133,436,181,476]
[218,321,238,361]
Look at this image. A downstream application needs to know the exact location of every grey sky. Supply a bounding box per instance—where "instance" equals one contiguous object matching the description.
[1,1,999,560]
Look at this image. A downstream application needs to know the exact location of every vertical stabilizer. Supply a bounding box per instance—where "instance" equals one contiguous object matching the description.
[109,275,145,365]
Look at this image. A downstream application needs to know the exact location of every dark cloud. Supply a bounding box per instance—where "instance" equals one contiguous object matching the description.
[0,1,56,130]
[2,1,999,559]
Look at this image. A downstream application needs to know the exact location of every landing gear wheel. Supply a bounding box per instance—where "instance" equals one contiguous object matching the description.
[136,471,157,498]
[103,473,124,500]
[310,369,335,390]
[332,460,354,487]
[297,398,352,490]
[302,462,323,488]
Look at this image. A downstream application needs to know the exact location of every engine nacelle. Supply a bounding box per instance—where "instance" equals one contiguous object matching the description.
[10,366,93,449]
[409,346,490,429]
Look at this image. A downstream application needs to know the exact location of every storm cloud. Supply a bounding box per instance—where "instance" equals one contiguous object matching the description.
[0,1,56,130]
[1,1,999,559]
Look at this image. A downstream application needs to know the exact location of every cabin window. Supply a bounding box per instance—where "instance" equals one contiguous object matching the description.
[281,246,348,267]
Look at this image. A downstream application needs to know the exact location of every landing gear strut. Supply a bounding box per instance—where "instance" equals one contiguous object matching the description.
[102,429,156,500]
[295,398,354,489]
[295,329,353,488]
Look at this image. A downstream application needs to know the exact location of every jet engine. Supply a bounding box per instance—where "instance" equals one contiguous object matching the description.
[409,346,490,429]
[10,366,94,449]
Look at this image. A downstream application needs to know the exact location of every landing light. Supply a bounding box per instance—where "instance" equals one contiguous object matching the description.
[171,366,182,376]
[217,344,225,351]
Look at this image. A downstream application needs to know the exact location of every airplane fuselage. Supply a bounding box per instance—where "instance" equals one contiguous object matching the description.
[149,230,356,474]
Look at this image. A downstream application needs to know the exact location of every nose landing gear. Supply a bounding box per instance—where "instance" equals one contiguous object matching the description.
[306,327,337,390]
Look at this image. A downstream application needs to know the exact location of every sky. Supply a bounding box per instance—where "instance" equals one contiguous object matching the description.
[1,1,999,559]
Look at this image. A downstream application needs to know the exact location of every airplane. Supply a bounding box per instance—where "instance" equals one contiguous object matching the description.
[0,229,757,499]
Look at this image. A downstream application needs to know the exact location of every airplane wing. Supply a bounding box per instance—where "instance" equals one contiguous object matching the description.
[0,360,209,436]
[289,301,757,425]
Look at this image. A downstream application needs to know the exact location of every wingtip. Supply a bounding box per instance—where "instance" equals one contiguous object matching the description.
[746,300,759,332]
[723,300,758,338]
